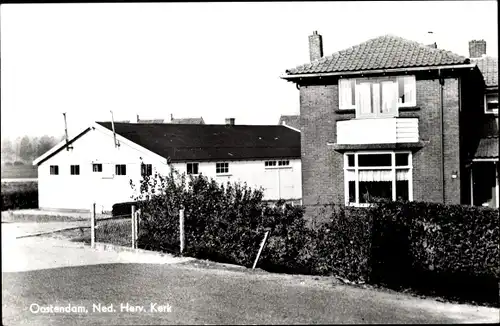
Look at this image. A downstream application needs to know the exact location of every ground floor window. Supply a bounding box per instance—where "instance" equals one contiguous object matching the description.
[187,162,199,175]
[141,163,152,176]
[216,162,229,174]
[70,165,80,175]
[344,151,412,206]
[115,164,126,176]
[471,161,498,208]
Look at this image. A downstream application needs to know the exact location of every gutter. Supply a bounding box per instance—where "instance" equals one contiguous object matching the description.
[280,63,477,80]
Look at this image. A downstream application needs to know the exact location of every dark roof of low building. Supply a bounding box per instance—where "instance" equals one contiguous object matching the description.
[474,137,498,159]
[473,56,498,87]
[171,117,205,124]
[138,119,165,123]
[284,35,469,75]
[278,115,300,130]
[96,122,300,162]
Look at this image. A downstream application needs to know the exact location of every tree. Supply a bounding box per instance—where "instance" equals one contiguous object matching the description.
[19,136,34,162]
[1,138,15,157]
[35,135,58,158]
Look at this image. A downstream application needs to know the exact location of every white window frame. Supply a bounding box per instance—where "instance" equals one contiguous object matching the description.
[186,162,199,175]
[265,160,291,169]
[344,151,413,207]
[338,76,417,115]
[70,165,80,175]
[216,162,229,175]
[484,93,499,114]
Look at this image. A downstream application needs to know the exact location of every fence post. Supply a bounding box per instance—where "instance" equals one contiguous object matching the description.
[131,205,136,249]
[179,208,185,255]
[135,209,140,249]
[90,203,96,248]
[252,231,270,270]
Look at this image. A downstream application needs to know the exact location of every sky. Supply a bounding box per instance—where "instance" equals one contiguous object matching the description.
[1,1,498,139]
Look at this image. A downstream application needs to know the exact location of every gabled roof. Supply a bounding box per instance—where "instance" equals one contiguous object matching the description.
[284,35,469,76]
[96,122,300,162]
[171,117,205,124]
[278,115,300,130]
[473,56,498,87]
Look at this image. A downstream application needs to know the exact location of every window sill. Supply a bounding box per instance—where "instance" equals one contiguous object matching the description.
[335,109,355,114]
[216,173,232,177]
[265,166,292,170]
[398,106,420,112]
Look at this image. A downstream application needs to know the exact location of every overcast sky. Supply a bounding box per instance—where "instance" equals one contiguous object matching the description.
[1,1,498,139]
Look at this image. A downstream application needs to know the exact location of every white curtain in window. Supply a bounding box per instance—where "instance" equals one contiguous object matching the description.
[358,170,393,182]
[372,83,381,114]
[339,79,353,109]
[381,81,397,114]
[396,169,410,181]
[358,83,372,114]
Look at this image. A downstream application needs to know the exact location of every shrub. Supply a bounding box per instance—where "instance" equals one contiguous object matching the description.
[367,200,499,306]
[1,190,38,211]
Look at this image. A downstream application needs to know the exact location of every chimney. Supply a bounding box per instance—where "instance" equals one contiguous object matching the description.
[425,31,437,48]
[136,114,140,123]
[225,118,235,126]
[308,31,323,62]
[469,40,486,58]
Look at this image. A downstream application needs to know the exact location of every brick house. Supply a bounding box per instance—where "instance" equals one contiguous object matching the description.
[281,32,498,211]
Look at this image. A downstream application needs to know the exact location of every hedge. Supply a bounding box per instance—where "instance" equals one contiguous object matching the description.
[129,170,499,307]
[1,190,38,211]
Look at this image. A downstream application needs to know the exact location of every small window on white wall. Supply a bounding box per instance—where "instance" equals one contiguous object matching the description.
[216,162,229,174]
[92,164,102,172]
[70,165,80,175]
[141,163,152,176]
[50,165,59,175]
[397,76,417,107]
[187,163,199,175]
[115,164,126,175]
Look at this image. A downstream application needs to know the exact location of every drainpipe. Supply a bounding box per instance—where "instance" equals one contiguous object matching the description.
[438,69,446,204]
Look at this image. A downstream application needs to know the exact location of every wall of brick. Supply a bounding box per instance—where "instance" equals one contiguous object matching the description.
[299,75,464,217]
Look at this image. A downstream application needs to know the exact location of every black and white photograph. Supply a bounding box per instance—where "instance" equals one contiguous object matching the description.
[1,1,499,324]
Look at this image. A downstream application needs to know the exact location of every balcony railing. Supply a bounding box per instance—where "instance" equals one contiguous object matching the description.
[337,118,419,145]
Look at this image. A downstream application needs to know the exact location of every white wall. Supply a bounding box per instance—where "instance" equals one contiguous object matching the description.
[38,127,302,212]
[37,127,170,212]
[171,159,302,201]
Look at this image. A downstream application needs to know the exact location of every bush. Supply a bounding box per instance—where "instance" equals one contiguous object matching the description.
[367,200,499,306]
[2,190,38,211]
[128,169,499,307]
[13,161,25,166]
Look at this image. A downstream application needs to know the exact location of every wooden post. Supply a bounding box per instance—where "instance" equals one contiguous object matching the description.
[252,231,270,270]
[90,203,96,248]
[131,205,136,249]
[135,209,140,248]
[179,209,185,255]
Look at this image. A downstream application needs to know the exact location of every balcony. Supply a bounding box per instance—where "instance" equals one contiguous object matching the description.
[337,118,419,145]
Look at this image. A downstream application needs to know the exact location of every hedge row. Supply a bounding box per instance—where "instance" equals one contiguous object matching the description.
[128,171,499,307]
[1,190,38,211]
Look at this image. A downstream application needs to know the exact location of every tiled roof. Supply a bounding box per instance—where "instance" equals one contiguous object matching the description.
[474,137,498,159]
[285,35,469,75]
[473,56,498,87]
[171,117,205,124]
[278,115,300,130]
[96,122,300,162]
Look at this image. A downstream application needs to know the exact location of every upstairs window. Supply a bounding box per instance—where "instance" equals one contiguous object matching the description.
[70,165,80,175]
[485,93,498,114]
[216,162,229,174]
[50,165,59,175]
[115,164,126,176]
[278,160,290,166]
[265,161,277,167]
[141,163,152,176]
[187,163,199,175]
[92,164,102,172]
[338,76,416,117]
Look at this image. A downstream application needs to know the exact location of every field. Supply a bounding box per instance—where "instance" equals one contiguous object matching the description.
[1,181,38,195]
[1,165,38,179]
